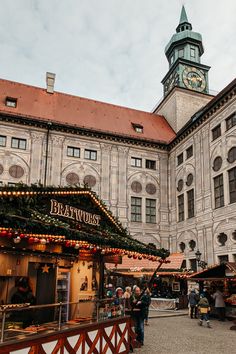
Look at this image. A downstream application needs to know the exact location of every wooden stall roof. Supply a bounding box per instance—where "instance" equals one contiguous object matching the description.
[188,262,236,281]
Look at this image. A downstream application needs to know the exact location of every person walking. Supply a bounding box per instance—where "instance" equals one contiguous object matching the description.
[123,286,132,313]
[143,288,151,326]
[198,293,211,328]
[212,288,226,321]
[188,289,198,319]
[130,286,149,346]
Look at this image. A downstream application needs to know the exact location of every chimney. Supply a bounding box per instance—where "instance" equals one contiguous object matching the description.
[46,72,56,93]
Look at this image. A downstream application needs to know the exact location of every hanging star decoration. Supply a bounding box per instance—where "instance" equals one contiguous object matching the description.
[42,264,50,273]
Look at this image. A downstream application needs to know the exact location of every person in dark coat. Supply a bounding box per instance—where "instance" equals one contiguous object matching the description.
[130,286,149,346]
[188,289,199,319]
[10,277,36,328]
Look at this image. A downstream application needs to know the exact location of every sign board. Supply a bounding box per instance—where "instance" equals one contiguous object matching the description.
[103,255,122,264]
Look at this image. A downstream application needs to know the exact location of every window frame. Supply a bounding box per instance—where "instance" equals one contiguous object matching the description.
[131,157,142,168]
[5,97,17,108]
[186,145,193,159]
[11,137,27,150]
[177,153,183,166]
[131,197,142,222]
[214,174,224,208]
[145,159,156,170]
[187,189,195,218]
[84,149,97,161]
[212,124,221,141]
[178,194,184,222]
[225,112,236,131]
[67,146,80,158]
[0,135,7,147]
[146,198,156,224]
[228,167,236,204]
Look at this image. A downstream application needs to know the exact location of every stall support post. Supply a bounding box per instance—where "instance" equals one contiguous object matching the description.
[98,255,105,299]
[0,309,6,343]
[58,302,62,331]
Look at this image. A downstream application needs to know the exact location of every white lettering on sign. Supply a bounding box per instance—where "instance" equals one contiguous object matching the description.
[50,199,101,226]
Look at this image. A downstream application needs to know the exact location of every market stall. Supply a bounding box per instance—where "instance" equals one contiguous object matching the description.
[0,184,169,353]
[188,262,236,326]
[106,253,189,310]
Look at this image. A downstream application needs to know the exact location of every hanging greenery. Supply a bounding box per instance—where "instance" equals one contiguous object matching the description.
[0,184,169,259]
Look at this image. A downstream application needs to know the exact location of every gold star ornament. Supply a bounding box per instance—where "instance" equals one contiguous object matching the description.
[42,264,50,273]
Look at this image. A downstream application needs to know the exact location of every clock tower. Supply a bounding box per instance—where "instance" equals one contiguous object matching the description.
[155,6,213,133]
[162,6,210,96]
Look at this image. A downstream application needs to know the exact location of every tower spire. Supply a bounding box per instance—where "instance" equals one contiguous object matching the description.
[176,5,192,32]
[179,5,188,24]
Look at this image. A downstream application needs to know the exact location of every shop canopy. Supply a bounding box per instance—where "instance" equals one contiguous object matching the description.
[0,184,169,259]
[188,262,236,281]
[106,253,188,277]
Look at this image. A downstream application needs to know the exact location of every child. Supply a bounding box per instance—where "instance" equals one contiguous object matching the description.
[198,293,211,328]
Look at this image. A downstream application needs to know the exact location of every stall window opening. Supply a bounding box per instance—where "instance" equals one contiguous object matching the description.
[84,149,97,161]
[67,146,80,158]
[11,137,26,150]
[131,197,142,222]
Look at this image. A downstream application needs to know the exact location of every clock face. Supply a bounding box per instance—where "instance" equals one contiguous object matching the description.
[164,72,179,94]
[182,67,206,92]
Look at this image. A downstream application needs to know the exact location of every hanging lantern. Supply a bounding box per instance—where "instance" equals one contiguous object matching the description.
[7,232,13,239]
[19,233,25,239]
[28,237,34,244]
[74,243,80,249]
[40,238,47,245]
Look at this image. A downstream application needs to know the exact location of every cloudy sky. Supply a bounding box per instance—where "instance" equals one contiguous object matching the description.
[0,0,235,111]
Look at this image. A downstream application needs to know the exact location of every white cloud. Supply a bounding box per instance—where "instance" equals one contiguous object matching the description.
[0,0,235,111]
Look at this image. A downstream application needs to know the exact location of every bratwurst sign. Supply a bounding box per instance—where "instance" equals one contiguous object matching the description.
[50,199,101,226]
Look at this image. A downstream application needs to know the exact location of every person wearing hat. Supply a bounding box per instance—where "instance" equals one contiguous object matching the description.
[198,293,211,328]
[10,277,36,328]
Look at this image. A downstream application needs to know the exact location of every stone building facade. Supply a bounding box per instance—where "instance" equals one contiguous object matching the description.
[0,7,236,269]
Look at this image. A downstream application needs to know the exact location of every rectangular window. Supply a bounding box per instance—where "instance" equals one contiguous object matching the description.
[11,137,26,150]
[146,159,156,170]
[190,48,195,58]
[0,135,6,147]
[178,49,184,58]
[84,149,97,161]
[228,167,236,204]
[131,197,142,222]
[187,189,194,218]
[131,157,142,168]
[212,124,221,141]
[186,145,193,159]
[218,255,229,264]
[146,199,156,223]
[170,55,174,64]
[8,182,16,186]
[177,153,183,166]
[5,97,17,108]
[214,174,224,208]
[132,123,143,133]
[67,146,80,158]
[226,112,236,131]
[178,194,184,222]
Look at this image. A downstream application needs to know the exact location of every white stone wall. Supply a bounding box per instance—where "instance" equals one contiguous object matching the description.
[0,123,164,247]
[169,94,236,267]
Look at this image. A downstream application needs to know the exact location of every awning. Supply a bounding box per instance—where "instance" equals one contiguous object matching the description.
[106,253,184,272]
[188,262,236,281]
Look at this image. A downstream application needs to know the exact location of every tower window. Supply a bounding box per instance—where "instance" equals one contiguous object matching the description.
[190,48,195,58]
[178,49,184,58]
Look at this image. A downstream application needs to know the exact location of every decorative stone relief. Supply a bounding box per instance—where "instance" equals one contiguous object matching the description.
[9,165,24,178]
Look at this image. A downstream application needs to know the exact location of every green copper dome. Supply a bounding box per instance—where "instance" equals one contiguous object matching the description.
[165,6,204,57]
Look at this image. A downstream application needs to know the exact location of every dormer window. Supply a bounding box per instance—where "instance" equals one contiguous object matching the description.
[132,123,143,134]
[5,97,17,108]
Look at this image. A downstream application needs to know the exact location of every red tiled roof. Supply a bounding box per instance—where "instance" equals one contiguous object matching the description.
[106,253,184,271]
[0,79,176,143]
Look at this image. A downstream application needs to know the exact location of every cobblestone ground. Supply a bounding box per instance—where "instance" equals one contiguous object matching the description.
[135,316,236,354]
